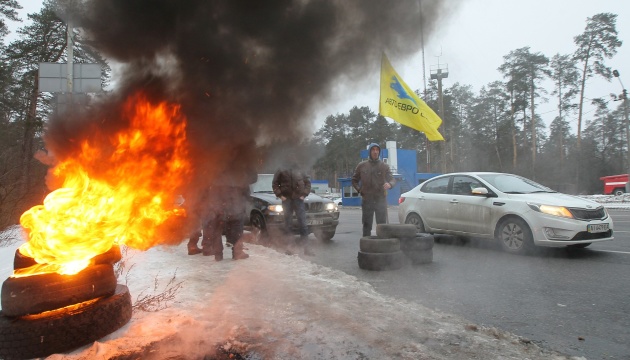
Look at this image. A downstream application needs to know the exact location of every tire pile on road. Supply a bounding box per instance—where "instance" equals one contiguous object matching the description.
[357,224,434,271]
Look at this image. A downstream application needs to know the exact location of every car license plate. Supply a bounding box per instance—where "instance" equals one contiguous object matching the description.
[307,219,324,225]
[587,223,609,233]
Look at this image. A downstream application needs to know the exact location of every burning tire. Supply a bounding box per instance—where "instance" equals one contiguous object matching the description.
[0,284,132,360]
[375,224,417,238]
[13,245,122,270]
[357,250,404,271]
[359,236,400,253]
[1,264,117,317]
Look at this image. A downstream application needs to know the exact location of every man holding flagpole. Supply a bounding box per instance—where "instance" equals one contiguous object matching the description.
[379,53,444,141]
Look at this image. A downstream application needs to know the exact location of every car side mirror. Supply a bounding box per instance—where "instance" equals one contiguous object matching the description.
[471,187,491,196]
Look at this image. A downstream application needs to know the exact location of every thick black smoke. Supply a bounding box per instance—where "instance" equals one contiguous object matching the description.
[47,0,452,237]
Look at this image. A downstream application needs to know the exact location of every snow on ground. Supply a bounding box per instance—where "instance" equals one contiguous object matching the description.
[2,194,621,359]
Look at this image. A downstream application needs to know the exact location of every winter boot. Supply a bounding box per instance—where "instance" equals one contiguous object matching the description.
[188,230,202,255]
[232,241,249,260]
[187,239,202,255]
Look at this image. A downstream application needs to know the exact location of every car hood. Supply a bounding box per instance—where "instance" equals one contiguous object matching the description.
[505,192,602,208]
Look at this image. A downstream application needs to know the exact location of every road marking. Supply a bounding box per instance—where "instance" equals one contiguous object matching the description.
[590,249,630,255]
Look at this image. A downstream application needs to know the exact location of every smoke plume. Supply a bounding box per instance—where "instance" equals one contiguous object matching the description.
[45,0,452,239]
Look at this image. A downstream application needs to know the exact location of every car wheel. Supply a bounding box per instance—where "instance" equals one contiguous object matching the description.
[249,212,270,246]
[496,217,534,255]
[404,213,426,233]
[314,230,335,242]
[614,188,624,196]
[0,284,132,360]
[1,264,118,317]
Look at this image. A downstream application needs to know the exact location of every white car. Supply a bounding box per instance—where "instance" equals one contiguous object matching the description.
[398,172,614,255]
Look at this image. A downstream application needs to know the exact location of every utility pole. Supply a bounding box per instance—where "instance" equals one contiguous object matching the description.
[430,56,448,172]
[613,70,630,193]
[418,0,430,172]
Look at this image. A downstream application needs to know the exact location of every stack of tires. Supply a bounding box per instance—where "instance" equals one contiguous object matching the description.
[379,224,434,265]
[357,235,405,271]
[0,246,132,360]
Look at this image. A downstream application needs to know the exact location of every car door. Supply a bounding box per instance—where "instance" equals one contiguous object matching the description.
[447,175,493,236]
[418,175,451,231]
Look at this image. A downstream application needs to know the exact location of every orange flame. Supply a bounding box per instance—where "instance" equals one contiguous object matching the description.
[17,92,191,276]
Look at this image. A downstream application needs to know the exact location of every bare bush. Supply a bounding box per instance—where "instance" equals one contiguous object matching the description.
[132,270,184,312]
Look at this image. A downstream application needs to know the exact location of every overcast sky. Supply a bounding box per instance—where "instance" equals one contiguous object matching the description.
[13,0,630,132]
[317,0,630,132]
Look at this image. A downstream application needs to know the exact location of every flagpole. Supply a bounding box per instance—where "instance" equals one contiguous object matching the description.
[418,0,430,172]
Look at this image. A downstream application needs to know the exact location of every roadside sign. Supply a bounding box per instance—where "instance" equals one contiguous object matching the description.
[38,63,102,93]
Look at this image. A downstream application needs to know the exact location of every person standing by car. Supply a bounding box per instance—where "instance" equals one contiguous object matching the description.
[272,161,314,256]
[352,143,396,236]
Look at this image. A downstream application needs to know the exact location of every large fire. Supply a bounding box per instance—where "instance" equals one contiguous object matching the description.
[15,93,191,277]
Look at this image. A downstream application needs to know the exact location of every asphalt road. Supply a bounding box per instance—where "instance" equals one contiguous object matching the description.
[304,206,630,360]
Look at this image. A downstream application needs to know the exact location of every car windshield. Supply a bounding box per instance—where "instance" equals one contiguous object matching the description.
[250,174,274,193]
[478,173,555,194]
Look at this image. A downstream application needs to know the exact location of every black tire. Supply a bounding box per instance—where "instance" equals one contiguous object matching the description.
[314,229,336,242]
[12,249,36,270]
[1,264,117,317]
[376,224,417,238]
[400,234,434,252]
[359,236,400,253]
[249,212,270,246]
[404,213,426,233]
[495,217,534,255]
[357,250,404,271]
[14,245,122,270]
[0,284,132,360]
[405,248,433,265]
[613,188,624,196]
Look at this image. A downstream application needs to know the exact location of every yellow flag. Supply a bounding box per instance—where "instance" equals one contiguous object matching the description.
[379,54,444,141]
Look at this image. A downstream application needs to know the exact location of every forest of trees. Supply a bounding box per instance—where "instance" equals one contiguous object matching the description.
[311,13,625,198]
[0,1,626,229]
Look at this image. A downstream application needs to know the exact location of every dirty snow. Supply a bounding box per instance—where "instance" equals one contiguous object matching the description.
[3,193,623,359]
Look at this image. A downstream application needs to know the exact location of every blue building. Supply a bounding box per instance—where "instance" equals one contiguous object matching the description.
[338,141,440,206]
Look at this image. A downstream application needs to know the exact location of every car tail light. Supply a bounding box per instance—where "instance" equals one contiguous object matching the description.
[398,197,405,204]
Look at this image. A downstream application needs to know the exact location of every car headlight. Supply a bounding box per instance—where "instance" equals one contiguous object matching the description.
[528,203,574,219]
[268,204,283,213]
[325,202,337,211]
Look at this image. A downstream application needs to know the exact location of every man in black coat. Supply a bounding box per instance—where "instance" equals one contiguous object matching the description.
[352,143,396,236]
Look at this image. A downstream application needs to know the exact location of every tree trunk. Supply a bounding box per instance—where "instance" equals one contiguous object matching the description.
[511,90,517,171]
[576,44,591,192]
[20,74,39,197]
[530,81,536,180]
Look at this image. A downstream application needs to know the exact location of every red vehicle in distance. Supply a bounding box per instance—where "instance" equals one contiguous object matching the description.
[599,174,629,196]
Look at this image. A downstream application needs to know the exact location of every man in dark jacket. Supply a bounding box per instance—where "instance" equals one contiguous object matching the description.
[352,143,396,236]
[272,163,314,256]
